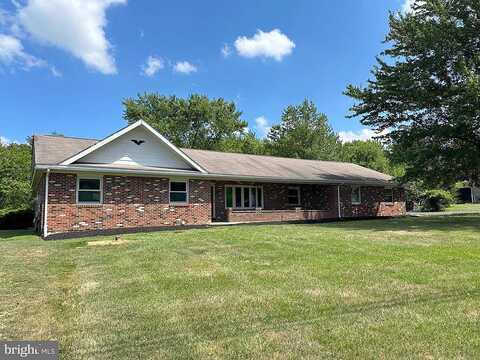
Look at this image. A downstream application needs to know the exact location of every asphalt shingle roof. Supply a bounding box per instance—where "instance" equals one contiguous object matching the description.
[33,135,393,184]
[181,148,392,183]
[33,135,98,165]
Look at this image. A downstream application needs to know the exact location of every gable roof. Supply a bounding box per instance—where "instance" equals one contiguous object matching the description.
[33,125,395,185]
[59,121,206,173]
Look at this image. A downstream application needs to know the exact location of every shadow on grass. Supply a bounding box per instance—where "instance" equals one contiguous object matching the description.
[0,229,37,240]
[317,215,480,233]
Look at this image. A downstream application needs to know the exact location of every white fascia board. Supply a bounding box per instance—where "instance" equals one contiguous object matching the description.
[60,121,141,165]
[59,120,207,173]
[35,164,400,187]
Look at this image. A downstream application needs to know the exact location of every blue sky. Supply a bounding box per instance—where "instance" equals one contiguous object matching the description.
[0,0,410,145]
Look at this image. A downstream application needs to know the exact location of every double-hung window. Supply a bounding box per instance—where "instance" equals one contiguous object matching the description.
[351,186,361,205]
[287,186,301,206]
[383,188,394,203]
[225,186,262,209]
[77,177,102,204]
[170,180,188,205]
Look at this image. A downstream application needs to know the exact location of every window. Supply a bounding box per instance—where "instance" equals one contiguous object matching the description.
[235,187,242,208]
[225,186,263,209]
[383,188,394,203]
[170,180,188,204]
[287,186,301,206]
[77,177,102,204]
[351,186,361,205]
[256,187,262,208]
[226,187,233,208]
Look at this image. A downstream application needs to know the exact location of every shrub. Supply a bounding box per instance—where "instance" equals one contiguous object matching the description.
[0,208,34,230]
[421,190,454,212]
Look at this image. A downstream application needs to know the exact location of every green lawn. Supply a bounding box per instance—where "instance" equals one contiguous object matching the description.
[1,216,480,359]
[445,203,480,213]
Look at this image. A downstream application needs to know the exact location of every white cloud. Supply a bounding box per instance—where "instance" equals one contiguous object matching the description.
[0,33,46,69]
[221,43,231,58]
[0,33,63,75]
[173,61,197,74]
[402,0,415,13]
[0,136,11,146]
[338,128,389,143]
[254,116,271,138]
[50,65,62,77]
[141,55,164,77]
[0,136,18,145]
[17,0,126,75]
[234,29,295,61]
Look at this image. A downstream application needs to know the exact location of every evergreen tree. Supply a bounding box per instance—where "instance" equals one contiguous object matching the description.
[267,99,341,160]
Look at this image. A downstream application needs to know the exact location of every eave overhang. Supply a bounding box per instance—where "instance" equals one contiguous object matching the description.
[33,164,401,187]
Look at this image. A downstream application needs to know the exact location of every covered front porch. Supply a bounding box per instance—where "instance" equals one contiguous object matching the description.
[211,181,406,223]
[212,181,339,223]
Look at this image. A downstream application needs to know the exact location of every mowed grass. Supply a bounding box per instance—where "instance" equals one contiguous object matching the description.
[445,203,480,213]
[1,216,480,359]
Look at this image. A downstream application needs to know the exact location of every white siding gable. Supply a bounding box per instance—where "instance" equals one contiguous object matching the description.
[76,126,194,170]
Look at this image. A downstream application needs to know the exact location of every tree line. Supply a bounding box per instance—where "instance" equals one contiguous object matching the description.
[0,95,398,213]
[4,0,479,212]
[124,94,399,174]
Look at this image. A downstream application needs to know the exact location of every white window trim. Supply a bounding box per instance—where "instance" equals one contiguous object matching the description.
[351,186,362,205]
[76,176,103,205]
[225,185,263,210]
[383,188,394,203]
[169,179,189,205]
[287,186,301,206]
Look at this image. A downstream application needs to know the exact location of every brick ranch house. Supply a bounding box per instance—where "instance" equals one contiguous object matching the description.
[32,120,406,238]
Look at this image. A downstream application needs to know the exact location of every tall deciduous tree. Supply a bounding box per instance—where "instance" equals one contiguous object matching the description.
[340,140,405,177]
[217,131,268,155]
[123,93,248,150]
[267,100,341,160]
[345,0,480,186]
[0,143,32,210]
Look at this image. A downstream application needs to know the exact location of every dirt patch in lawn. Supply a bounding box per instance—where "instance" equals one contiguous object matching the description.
[87,239,131,247]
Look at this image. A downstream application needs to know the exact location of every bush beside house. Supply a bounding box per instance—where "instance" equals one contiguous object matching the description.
[0,208,34,230]
[421,190,454,212]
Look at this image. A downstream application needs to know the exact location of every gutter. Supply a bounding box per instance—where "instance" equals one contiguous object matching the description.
[43,169,50,238]
[34,164,400,187]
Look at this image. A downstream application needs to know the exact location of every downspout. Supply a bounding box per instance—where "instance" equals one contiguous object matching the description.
[337,185,342,219]
[43,169,50,238]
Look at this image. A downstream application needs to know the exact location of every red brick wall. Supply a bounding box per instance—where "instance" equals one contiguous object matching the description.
[45,173,211,234]
[339,185,406,218]
[226,209,334,222]
[39,173,406,235]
